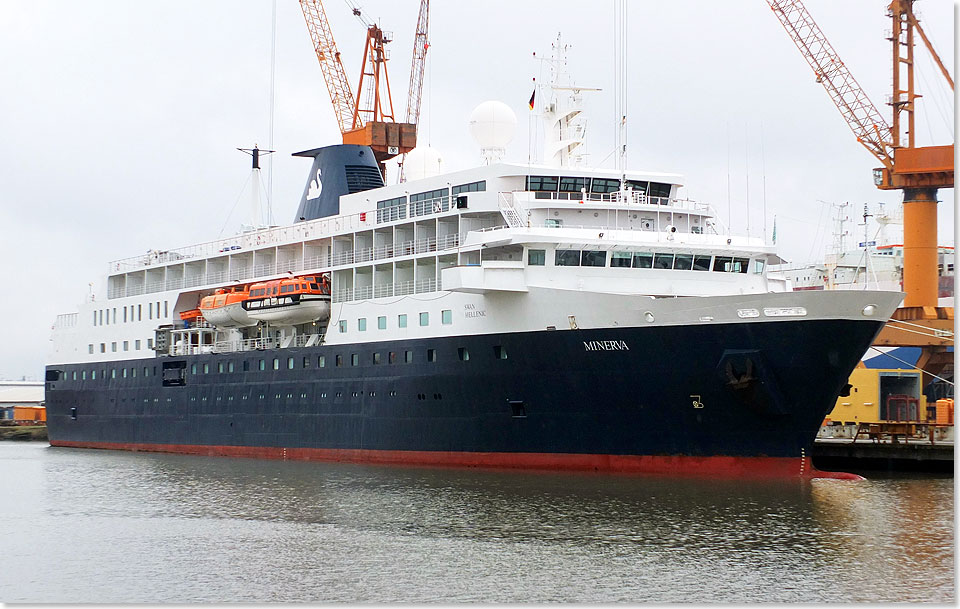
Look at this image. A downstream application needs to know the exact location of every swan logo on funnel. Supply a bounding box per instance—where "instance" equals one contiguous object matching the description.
[306,169,323,200]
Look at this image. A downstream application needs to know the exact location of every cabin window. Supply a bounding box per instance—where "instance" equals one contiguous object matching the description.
[72,371,77,380]
[405,350,413,363]
[149,303,153,319]
[164,301,168,318]
[111,369,116,379]
[388,351,397,364]
[753,259,766,274]
[100,343,106,353]
[494,345,508,359]
[88,344,94,354]
[528,249,546,266]
[442,310,452,325]
[228,362,235,373]
[203,363,209,374]
[242,361,249,372]
[111,342,117,353]
[302,357,310,368]
[693,255,712,271]
[273,358,280,370]
[287,357,294,370]
[99,310,103,325]
[653,253,674,269]
[143,367,149,377]
[318,355,326,368]
[452,180,485,194]
[191,363,198,375]
[373,352,381,365]
[458,347,470,361]
[123,308,127,323]
[733,257,750,273]
[351,354,359,366]
[427,349,437,362]
[555,249,581,266]
[377,316,387,330]
[713,256,733,272]
[581,250,606,267]
[335,355,343,367]
[123,341,129,352]
[138,305,142,321]
[673,254,693,270]
[91,370,96,380]
[420,312,429,326]
[217,362,224,374]
[93,311,97,326]
[339,320,347,333]
[258,359,265,371]
[147,338,153,349]
[358,318,367,332]
[398,314,408,328]
[611,252,632,268]
[545,218,563,228]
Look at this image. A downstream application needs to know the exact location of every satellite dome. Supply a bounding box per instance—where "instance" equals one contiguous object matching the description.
[403,146,444,181]
[469,101,517,163]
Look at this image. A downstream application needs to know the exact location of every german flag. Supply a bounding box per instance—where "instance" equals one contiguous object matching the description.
[528,87,536,110]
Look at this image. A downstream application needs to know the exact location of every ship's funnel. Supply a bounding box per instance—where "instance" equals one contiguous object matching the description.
[293,144,384,222]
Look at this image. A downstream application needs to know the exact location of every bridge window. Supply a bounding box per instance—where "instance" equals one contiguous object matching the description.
[648,182,672,199]
[526,175,559,192]
[713,257,733,272]
[693,255,712,271]
[633,253,653,268]
[626,180,648,194]
[528,249,545,266]
[559,177,588,193]
[591,178,619,194]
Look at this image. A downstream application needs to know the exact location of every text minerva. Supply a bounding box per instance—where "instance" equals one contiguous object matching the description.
[583,340,629,351]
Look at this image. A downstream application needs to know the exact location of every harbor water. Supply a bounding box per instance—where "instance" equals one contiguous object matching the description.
[0,442,953,603]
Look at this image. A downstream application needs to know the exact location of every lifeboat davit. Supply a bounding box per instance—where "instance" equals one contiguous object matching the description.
[243,275,331,326]
[199,287,257,328]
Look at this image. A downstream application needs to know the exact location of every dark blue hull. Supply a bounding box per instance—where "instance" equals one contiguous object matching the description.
[44,318,885,474]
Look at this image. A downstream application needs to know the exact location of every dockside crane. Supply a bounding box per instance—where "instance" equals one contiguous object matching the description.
[767,0,953,312]
[768,0,954,389]
[299,0,420,177]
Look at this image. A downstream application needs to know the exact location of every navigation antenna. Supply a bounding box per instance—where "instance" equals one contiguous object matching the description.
[238,145,275,229]
[538,33,599,168]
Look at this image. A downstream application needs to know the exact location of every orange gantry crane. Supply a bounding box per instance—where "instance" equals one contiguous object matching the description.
[299,0,429,177]
[768,0,954,313]
[769,0,954,390]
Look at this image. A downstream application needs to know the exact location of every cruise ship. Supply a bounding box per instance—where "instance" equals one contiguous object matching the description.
[44,76,901,478]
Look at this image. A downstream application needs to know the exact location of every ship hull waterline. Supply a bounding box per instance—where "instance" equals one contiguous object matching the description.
[45,318,885,479]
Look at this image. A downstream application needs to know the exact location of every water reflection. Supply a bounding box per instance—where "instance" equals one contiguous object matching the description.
[1,445,952,602]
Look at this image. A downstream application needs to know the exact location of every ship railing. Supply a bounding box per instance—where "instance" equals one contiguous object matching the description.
[107,231,468,299]
[374,283,394,298]
[513,189,713,212]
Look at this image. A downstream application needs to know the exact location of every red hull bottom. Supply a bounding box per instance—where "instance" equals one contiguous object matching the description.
[49,440,863,480]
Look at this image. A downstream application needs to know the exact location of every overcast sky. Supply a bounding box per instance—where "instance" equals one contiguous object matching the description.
[0,0,955,380]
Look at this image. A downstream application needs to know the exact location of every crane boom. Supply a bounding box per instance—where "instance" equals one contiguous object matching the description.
[405,0,430,126]
[767,0,893,170]
[299,0,358,133]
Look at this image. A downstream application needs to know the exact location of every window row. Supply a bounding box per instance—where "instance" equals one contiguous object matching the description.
[525,175,672,198]
[66,345,510,382]
[88,338,153,354]
[93,301,168,327]
[529,249,761,274]
[339,310,454,333]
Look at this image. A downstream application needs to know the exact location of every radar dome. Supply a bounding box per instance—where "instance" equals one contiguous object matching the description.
[469,101,517,163]
[403,146,444,181]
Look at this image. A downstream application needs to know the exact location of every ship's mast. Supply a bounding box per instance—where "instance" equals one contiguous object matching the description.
[238,145,274,229]
[539,34,599,168]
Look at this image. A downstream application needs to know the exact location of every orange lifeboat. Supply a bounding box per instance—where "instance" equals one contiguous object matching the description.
[199,286,257,328]
[243,275,331,326]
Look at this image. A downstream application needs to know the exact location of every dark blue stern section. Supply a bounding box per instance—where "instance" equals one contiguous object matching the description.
[293,144,384,222]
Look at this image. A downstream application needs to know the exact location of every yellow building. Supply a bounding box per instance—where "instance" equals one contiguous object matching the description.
[826,368,927,425]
